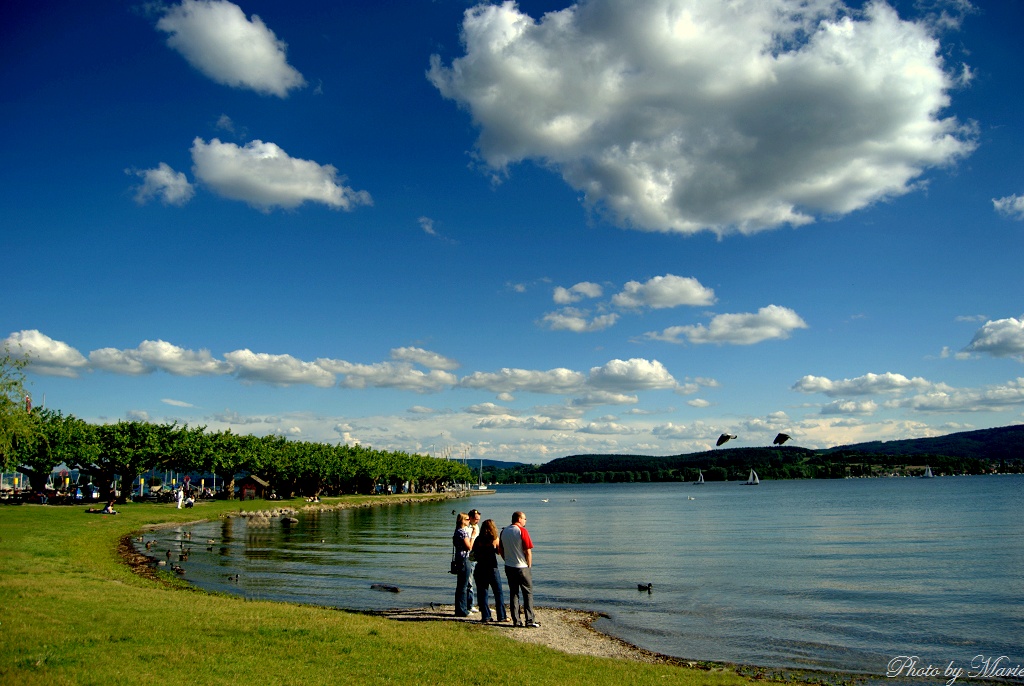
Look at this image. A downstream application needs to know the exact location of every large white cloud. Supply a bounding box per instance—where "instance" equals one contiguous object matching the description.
[91,340,232,377]
[459,367,587,394]
[191,138,372,211]
[963,316,1024,359]
[224,349,336,387]
[892,379,1024,412]
[429,0,975,234]
[793,371,939,396]
[157,0,305,97]
[3,330,89,378]
[319,360,457,393]
[649,305,807,345]
[587,358,678,392]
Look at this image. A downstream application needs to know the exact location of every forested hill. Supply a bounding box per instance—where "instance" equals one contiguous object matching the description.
[821,424,1024,460]
[492,424,1024,483]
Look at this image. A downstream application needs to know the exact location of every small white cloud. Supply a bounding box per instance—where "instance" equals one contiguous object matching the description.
[578,421,636,435]
[687,398,711,408]
[650,305,807,345]
[162,398,194,408]
[474,415,580,431]
[157,0,305,97]
[993,194,1024,220]
[465,402,515,416]
[553,281,603,304]
[418,216,437,235]
[390,347,459,371]
[541,308,619,332]
[820,399,878,415]
[612,275,716,309]
[569,390,639,407]
[130,163,194,206]
[191,137,372,211]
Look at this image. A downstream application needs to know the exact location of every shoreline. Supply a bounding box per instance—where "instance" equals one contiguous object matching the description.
[116,493,871,686]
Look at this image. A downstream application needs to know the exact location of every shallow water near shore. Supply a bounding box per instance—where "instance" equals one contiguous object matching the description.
[140,476,1024,681]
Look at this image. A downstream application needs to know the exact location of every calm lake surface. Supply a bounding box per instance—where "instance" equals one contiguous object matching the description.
[142,476,1024,680]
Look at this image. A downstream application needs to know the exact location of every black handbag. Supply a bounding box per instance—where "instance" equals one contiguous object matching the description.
[449,544,460,574]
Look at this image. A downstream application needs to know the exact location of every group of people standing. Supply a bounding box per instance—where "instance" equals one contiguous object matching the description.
[452,508,538,627]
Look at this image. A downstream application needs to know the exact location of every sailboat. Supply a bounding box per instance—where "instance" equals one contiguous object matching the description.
[921,466,934,478]
[476,459,489,490]
[693,470,704,485]
[744,469,760,485]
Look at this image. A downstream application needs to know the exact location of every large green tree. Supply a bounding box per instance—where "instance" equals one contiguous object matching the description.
[1,348,36,471]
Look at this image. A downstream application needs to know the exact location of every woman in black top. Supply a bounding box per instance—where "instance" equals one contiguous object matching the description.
[471,519,507,622]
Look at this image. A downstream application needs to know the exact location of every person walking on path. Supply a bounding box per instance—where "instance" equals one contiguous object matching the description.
[498,511,537,627]
[472,519,507,623]
[452,512,477,617]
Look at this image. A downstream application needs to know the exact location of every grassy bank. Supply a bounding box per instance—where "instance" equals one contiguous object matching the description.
[0,497,752,686]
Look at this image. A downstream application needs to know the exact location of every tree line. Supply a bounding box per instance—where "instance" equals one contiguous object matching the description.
[4,408,473,501]
[490,446,1023,484]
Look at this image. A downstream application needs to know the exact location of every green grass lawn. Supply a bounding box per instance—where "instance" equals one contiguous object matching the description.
[0,497,753,686]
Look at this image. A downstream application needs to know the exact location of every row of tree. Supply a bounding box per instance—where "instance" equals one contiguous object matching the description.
[4,407,473,501]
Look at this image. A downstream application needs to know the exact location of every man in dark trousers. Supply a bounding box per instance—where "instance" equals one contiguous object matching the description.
[498,511,538,627]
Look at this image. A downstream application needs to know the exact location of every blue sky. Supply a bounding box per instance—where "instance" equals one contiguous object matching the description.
[4,0,1023,463]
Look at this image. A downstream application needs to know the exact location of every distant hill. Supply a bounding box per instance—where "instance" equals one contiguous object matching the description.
[822,424,1024,461]
[496,424,1024,483]
[479,459,526,469]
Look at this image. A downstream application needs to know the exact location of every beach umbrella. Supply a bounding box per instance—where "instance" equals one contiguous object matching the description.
[716,433,737,446]
[773,433,791,445]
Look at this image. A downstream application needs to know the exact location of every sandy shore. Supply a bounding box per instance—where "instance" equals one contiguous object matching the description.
[377,605,866,685]
[377,604,686,665]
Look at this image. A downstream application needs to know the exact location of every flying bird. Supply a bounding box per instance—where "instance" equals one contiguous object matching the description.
[716,433,737,446]
[773,433,791,445]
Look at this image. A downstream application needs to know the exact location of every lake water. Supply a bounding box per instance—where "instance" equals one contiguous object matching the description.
[140,476,1024,682]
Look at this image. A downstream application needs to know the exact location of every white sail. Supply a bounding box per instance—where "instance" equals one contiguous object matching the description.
[922,466,934,478]
[745,469,760,485]
[695,471,704,484]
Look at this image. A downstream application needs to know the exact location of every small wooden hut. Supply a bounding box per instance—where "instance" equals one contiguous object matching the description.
[238,475,271,501]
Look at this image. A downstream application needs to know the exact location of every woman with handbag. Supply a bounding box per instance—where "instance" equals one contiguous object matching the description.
[452,512,476,617]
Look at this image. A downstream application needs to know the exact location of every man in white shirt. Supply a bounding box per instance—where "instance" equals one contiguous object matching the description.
[498,511,538,627]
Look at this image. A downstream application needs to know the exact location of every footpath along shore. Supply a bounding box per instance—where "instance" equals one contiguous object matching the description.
[119,493,867,686]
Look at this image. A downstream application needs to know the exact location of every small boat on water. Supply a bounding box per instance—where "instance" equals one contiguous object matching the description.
[921,466,935,478]
[744,469,760,486]
[694,470,705,485]
[476,459,491,490]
